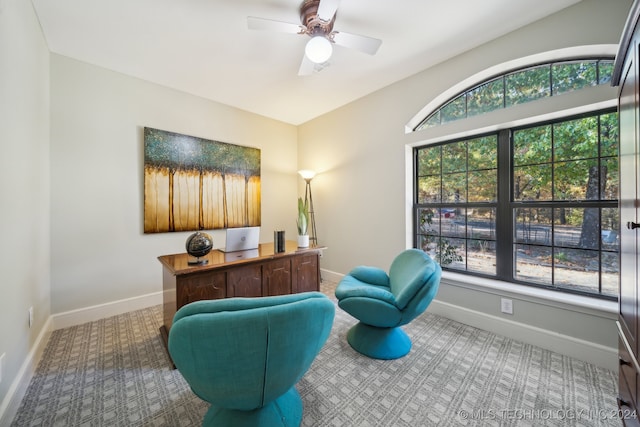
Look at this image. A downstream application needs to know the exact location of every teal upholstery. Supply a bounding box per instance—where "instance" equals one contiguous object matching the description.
[335,249,441,359]
[168,292,335,427]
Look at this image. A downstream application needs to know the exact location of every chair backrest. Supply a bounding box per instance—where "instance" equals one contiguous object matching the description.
[168,292,335,411]
[389,249,441,311]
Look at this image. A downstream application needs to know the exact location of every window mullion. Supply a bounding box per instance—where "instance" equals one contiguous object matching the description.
[496,129,513,280]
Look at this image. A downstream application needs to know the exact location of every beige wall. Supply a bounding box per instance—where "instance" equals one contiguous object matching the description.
[0,0,633,416]
[300,0,630,273]
[0,0,51,415]
[298,0,632,366]
[49,55,299,314]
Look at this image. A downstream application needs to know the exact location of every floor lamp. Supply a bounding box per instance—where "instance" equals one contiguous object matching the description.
[298,170,317,247]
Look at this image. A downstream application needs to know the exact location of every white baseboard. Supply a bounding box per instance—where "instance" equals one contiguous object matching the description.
[0,291,163,425]
[320,268,344,285]
[0,315,52,426]
[0,274,616,425]
[322,268,616,370]
[428,299,617,371]
[52,291,163,330]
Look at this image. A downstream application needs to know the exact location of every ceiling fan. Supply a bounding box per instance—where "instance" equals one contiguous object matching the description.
[247,0,382,76]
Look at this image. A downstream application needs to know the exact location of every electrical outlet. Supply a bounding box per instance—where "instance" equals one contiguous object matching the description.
[0,353,5,384]
[28,307,33,328]
[501,298,513,315]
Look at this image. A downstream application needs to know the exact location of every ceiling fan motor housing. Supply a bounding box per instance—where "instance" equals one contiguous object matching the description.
[246,0,381,75]
[300,0,335,37]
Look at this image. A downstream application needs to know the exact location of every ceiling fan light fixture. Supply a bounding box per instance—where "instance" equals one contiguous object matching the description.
[305,36,332,63]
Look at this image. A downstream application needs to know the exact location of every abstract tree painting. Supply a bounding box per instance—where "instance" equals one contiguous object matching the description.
[144,127,261,233]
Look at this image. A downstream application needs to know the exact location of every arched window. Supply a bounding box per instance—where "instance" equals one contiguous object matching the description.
[414,58,613,131]
[411,51,619,300]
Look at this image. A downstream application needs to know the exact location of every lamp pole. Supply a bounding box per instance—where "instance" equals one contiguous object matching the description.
[304,178,317,247]
[299,170,317,246]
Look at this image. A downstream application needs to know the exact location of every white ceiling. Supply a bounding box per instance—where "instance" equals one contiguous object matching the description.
[31,0,581,125]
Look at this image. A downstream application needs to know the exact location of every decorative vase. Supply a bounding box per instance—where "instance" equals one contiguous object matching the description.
[186,231,213,264]
[297,234,309,248]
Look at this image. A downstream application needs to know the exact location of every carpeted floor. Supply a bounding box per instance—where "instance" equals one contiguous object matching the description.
[11,281,620,426]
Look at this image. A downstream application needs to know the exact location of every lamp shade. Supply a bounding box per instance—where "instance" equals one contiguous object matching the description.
[298,170,316,180]
[305,36,332,63]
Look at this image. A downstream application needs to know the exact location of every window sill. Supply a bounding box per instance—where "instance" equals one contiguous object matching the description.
[441,271,617,319]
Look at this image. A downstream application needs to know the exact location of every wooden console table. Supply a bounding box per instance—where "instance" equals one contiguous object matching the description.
[158,240,324,350]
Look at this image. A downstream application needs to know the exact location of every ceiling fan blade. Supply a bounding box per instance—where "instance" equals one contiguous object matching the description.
[332,31,382,55]
[298,54,315,76]
[247,16,303,34]
[317,0,341,21]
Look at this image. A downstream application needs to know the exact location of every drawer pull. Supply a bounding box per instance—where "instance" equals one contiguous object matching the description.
[617,321,640,375]
[628,221,640,230]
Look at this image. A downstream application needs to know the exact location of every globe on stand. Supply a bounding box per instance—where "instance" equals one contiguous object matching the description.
[185,231,213,265]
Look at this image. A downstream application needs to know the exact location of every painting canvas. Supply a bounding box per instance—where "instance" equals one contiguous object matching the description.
[143,127,261,233]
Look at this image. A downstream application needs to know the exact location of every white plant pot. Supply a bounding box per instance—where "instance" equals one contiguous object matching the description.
[297,235,309,248]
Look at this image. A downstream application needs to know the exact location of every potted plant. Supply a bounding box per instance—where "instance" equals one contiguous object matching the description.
[297,197,310,247]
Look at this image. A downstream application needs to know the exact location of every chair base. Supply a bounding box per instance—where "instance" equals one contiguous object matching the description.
[346,322,412,360]
[203,387,303,427]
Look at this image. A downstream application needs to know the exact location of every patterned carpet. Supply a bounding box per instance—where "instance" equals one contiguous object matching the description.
[11,281,619,426]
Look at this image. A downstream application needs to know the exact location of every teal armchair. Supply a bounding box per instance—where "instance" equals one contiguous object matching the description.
[168,292,335,427]
[335,249,441,359]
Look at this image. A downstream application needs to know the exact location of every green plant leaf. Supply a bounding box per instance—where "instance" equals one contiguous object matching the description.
[297,197,310,235]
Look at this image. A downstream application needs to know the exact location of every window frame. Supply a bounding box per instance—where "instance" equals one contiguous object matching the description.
[413,108,619,301]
